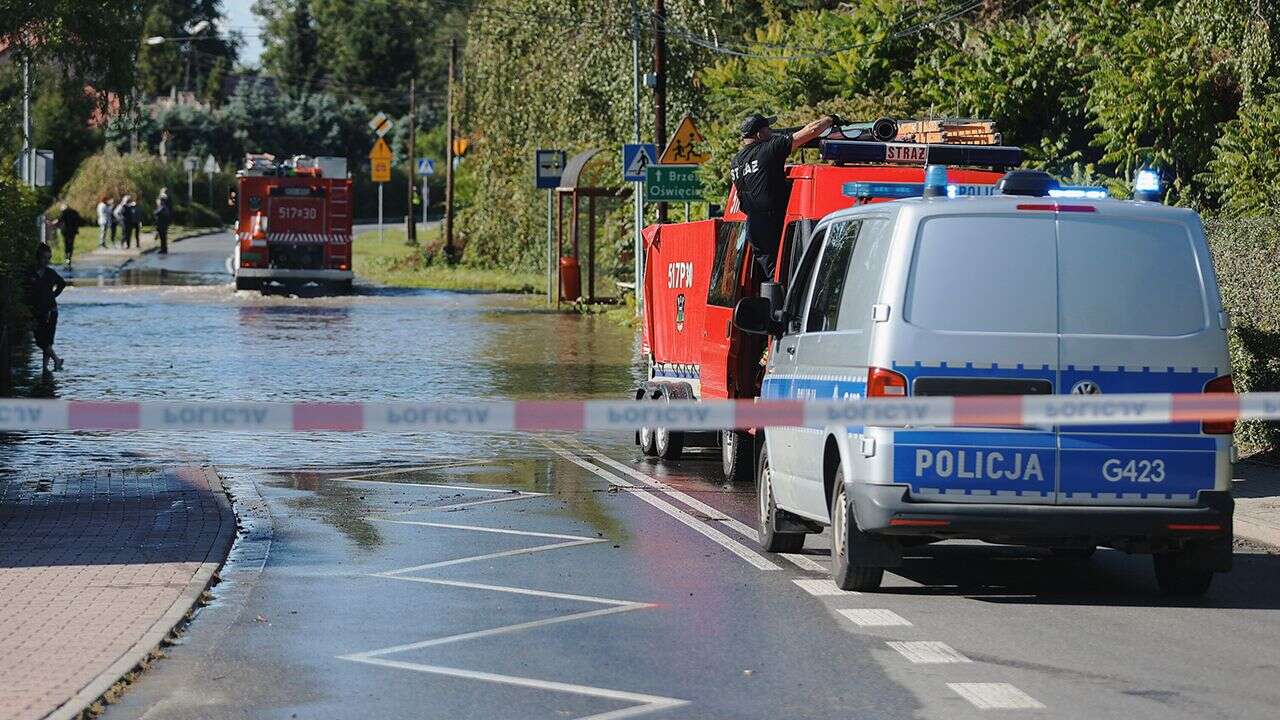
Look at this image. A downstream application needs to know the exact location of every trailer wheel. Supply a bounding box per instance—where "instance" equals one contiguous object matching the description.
[639,425,658,457]
[722,429,754,483]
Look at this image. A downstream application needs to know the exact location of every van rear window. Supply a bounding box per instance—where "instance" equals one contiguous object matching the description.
[1057,218,1206,336]
[905,216,1057,333]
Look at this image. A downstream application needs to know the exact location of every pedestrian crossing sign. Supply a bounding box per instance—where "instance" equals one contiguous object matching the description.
[623,143,658,182]
[658,115,710,165]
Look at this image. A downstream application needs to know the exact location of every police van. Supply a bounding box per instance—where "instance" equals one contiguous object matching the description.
[734,169,1235,595]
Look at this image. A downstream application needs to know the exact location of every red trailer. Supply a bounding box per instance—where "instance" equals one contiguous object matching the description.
[637,135,1020,481]
[232,154,354,293]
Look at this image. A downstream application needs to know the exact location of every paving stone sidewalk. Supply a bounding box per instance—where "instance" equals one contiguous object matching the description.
[1234,458,1280,549]
[0,466,234,720]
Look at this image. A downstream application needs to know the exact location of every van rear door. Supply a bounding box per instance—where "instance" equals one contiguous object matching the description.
[1054,213,1228,506]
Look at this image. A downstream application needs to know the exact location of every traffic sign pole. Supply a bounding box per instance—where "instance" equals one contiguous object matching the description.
[378,184,384,243]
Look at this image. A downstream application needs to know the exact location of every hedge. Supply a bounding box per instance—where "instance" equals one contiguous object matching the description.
[0,173,41,392]
[52,149,235,228]
[1205,217,1280,455]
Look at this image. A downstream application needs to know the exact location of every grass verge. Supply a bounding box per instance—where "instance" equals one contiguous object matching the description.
[353,226,542,293]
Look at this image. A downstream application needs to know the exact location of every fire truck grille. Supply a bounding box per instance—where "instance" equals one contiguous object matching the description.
[268,243,325,270]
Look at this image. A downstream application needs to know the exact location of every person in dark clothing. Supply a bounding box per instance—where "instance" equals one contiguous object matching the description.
[114,195,130,247]
[730,113,834,281]
[127,198,142,247]
[155,187,172,254]
[52,203,83,267]
[29,243,66,373]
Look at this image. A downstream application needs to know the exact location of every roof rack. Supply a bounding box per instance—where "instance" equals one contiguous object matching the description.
[820,140,1024,169]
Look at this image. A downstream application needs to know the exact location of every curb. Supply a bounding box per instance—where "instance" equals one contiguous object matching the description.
[44,466,237,720]
[1235,516,1280,550]
[134,227,230,259]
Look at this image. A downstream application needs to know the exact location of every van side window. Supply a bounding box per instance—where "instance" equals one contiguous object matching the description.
[707,220,745,307]
[783,226,826,334]
[805,220,862,333]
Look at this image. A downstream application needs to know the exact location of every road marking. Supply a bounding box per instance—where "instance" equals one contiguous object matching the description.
[341,485,688,720]
[781,553,828,573]
[341,656,688,720]
[885,641,970,664]
[792,578,856,596]
[563,439,760,542]
[947,683,1045,710]
[838,608,912,626]
[543,440,778,571]
[335,476,542,494]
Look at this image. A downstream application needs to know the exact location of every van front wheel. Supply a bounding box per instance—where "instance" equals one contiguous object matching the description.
[757,446,803,553]
[831,477,884,591]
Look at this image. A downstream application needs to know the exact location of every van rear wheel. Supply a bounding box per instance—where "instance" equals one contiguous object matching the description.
[1153,550,1214,596]
[757,445,803,553]
[831,475,884,591]
[654,426,683,461]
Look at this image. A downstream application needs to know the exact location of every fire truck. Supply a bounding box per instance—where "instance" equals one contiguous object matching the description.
[636,119,1024,481]
[232,154,354,292]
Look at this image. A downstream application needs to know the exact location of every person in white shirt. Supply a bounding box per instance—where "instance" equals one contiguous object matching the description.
[97,196,112,248]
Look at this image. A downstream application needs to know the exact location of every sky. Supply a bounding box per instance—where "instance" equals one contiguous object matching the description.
[224,0,265,67]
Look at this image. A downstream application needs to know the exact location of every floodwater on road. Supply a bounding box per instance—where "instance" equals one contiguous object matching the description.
[0,278,642,475]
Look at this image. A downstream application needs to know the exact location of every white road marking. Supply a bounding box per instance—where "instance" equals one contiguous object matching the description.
[781,553,829,573]
[947,683,1045,710]
[838,608,912,626]
[792,578,856,596]
[564,439,760,542]
[886,641,970,664]
[341,656,688,720]
[543,440,778,571]
[336,476,542,494]
[341,486,688,720]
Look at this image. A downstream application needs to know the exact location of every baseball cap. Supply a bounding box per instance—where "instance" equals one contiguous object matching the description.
[739,113,777,138]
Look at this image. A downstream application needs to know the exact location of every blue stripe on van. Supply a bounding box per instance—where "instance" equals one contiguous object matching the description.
[893,430,1057,497]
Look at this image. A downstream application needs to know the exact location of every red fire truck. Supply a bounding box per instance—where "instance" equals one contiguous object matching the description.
[636,120,1023,481]
[232,154,354,292]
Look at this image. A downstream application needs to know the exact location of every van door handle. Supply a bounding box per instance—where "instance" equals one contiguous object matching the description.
[785,346,795,355]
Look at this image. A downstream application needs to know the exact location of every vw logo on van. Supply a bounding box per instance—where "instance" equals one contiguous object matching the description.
[1071,380,1102,395]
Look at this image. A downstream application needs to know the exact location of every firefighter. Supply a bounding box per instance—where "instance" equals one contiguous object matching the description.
[730,112,835,281]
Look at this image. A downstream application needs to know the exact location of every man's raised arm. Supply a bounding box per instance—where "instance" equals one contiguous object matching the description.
[790,116,836,151]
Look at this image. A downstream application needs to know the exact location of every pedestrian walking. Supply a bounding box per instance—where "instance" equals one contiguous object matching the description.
[155,187,172,254]
[128,197,142,248]
[114,195,131,248]
[50,202,83,268]
[107,197,119,246]
[96,196,111,248]
[730,112,834,281]
[28,243,66,373]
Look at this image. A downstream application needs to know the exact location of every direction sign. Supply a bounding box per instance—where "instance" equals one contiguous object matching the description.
[622,143,657,182]
[369,138,392,183]
[645,164,701,201]
[535,149,565,189]
[368,111,393,137]
[203,154,219,174]
[417,158,436,176]
[658,115,710,165]
[13,149,54,187]
[183,156,198,172]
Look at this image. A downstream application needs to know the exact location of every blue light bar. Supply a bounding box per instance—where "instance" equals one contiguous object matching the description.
[822,140,1024,167]
[843,182,923,199]
[1048,185,1109,199]
[1134,169,1161,193]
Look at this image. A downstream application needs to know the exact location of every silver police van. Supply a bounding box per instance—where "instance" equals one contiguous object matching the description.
[734,170,1235,595]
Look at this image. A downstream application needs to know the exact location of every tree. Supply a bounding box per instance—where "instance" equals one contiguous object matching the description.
[134,1,238,100]
[255,0,321,96]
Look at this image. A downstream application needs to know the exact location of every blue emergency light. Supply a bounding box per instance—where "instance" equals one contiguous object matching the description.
[842,181,924,199]
[821,140,1024,168]
[1133,167,1162,202]
[1048,185,1109,199]
[922,165,949,198]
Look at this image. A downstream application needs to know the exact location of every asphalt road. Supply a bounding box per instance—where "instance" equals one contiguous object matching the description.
[106,436,1280,720]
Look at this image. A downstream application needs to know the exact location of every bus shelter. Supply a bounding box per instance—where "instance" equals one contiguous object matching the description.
[555,149,629,304]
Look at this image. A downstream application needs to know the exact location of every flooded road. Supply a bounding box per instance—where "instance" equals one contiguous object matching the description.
[2,253,641,473]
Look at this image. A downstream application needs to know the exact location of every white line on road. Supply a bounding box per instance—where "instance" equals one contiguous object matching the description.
[838,608,912,626]
[341,656,688,720]
[792,578,857,596]
[543,440,778,571]
[781,553,829,573]
[563,439,760,542]
[336,476,543,494]
[947,683,1045,710]
[376,519,595,542]
[885,641,971,664]
[377,575,643,607]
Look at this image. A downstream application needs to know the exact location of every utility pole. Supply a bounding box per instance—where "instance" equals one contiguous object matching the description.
[405,77,418,245]
[652,0,667,223]
[632,11,644,316]
[443,38,458,260]
[22,56,32,189]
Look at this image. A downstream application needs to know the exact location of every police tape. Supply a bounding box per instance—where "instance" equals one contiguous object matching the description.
[0,392,1277,432]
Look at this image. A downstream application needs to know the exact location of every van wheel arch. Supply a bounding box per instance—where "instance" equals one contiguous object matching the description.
[823,435,844,518]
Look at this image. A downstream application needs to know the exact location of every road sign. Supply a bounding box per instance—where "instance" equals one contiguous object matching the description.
[203,154,219,174]
[658,115,710,165]
[645,164,701,201]
[183,156,198,172]
[452,137,470,157]
[623,143,657,182]
[417,158,436,176]
[369,112,393,137]
[535,149,565,189]
[13,149,53,187]
[370,138,392,183]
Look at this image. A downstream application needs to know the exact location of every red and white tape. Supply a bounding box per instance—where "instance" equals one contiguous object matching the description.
[1,393,1277,432]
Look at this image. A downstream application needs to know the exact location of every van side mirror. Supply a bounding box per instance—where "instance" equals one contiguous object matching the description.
[760,282,783,319]
[734,297,775,335]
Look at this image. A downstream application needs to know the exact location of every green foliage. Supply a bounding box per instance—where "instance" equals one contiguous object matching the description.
[0,172,41,338]
[135,1,238,100]
[54,149,235,227]
[1201,93,1280,217]
[0,1,145,95]
[1205,217,1280,454]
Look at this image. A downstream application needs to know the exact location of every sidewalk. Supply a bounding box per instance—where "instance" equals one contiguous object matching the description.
[0,466,234,720]
[69,228,223,277]
[1234,458,1280,549]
